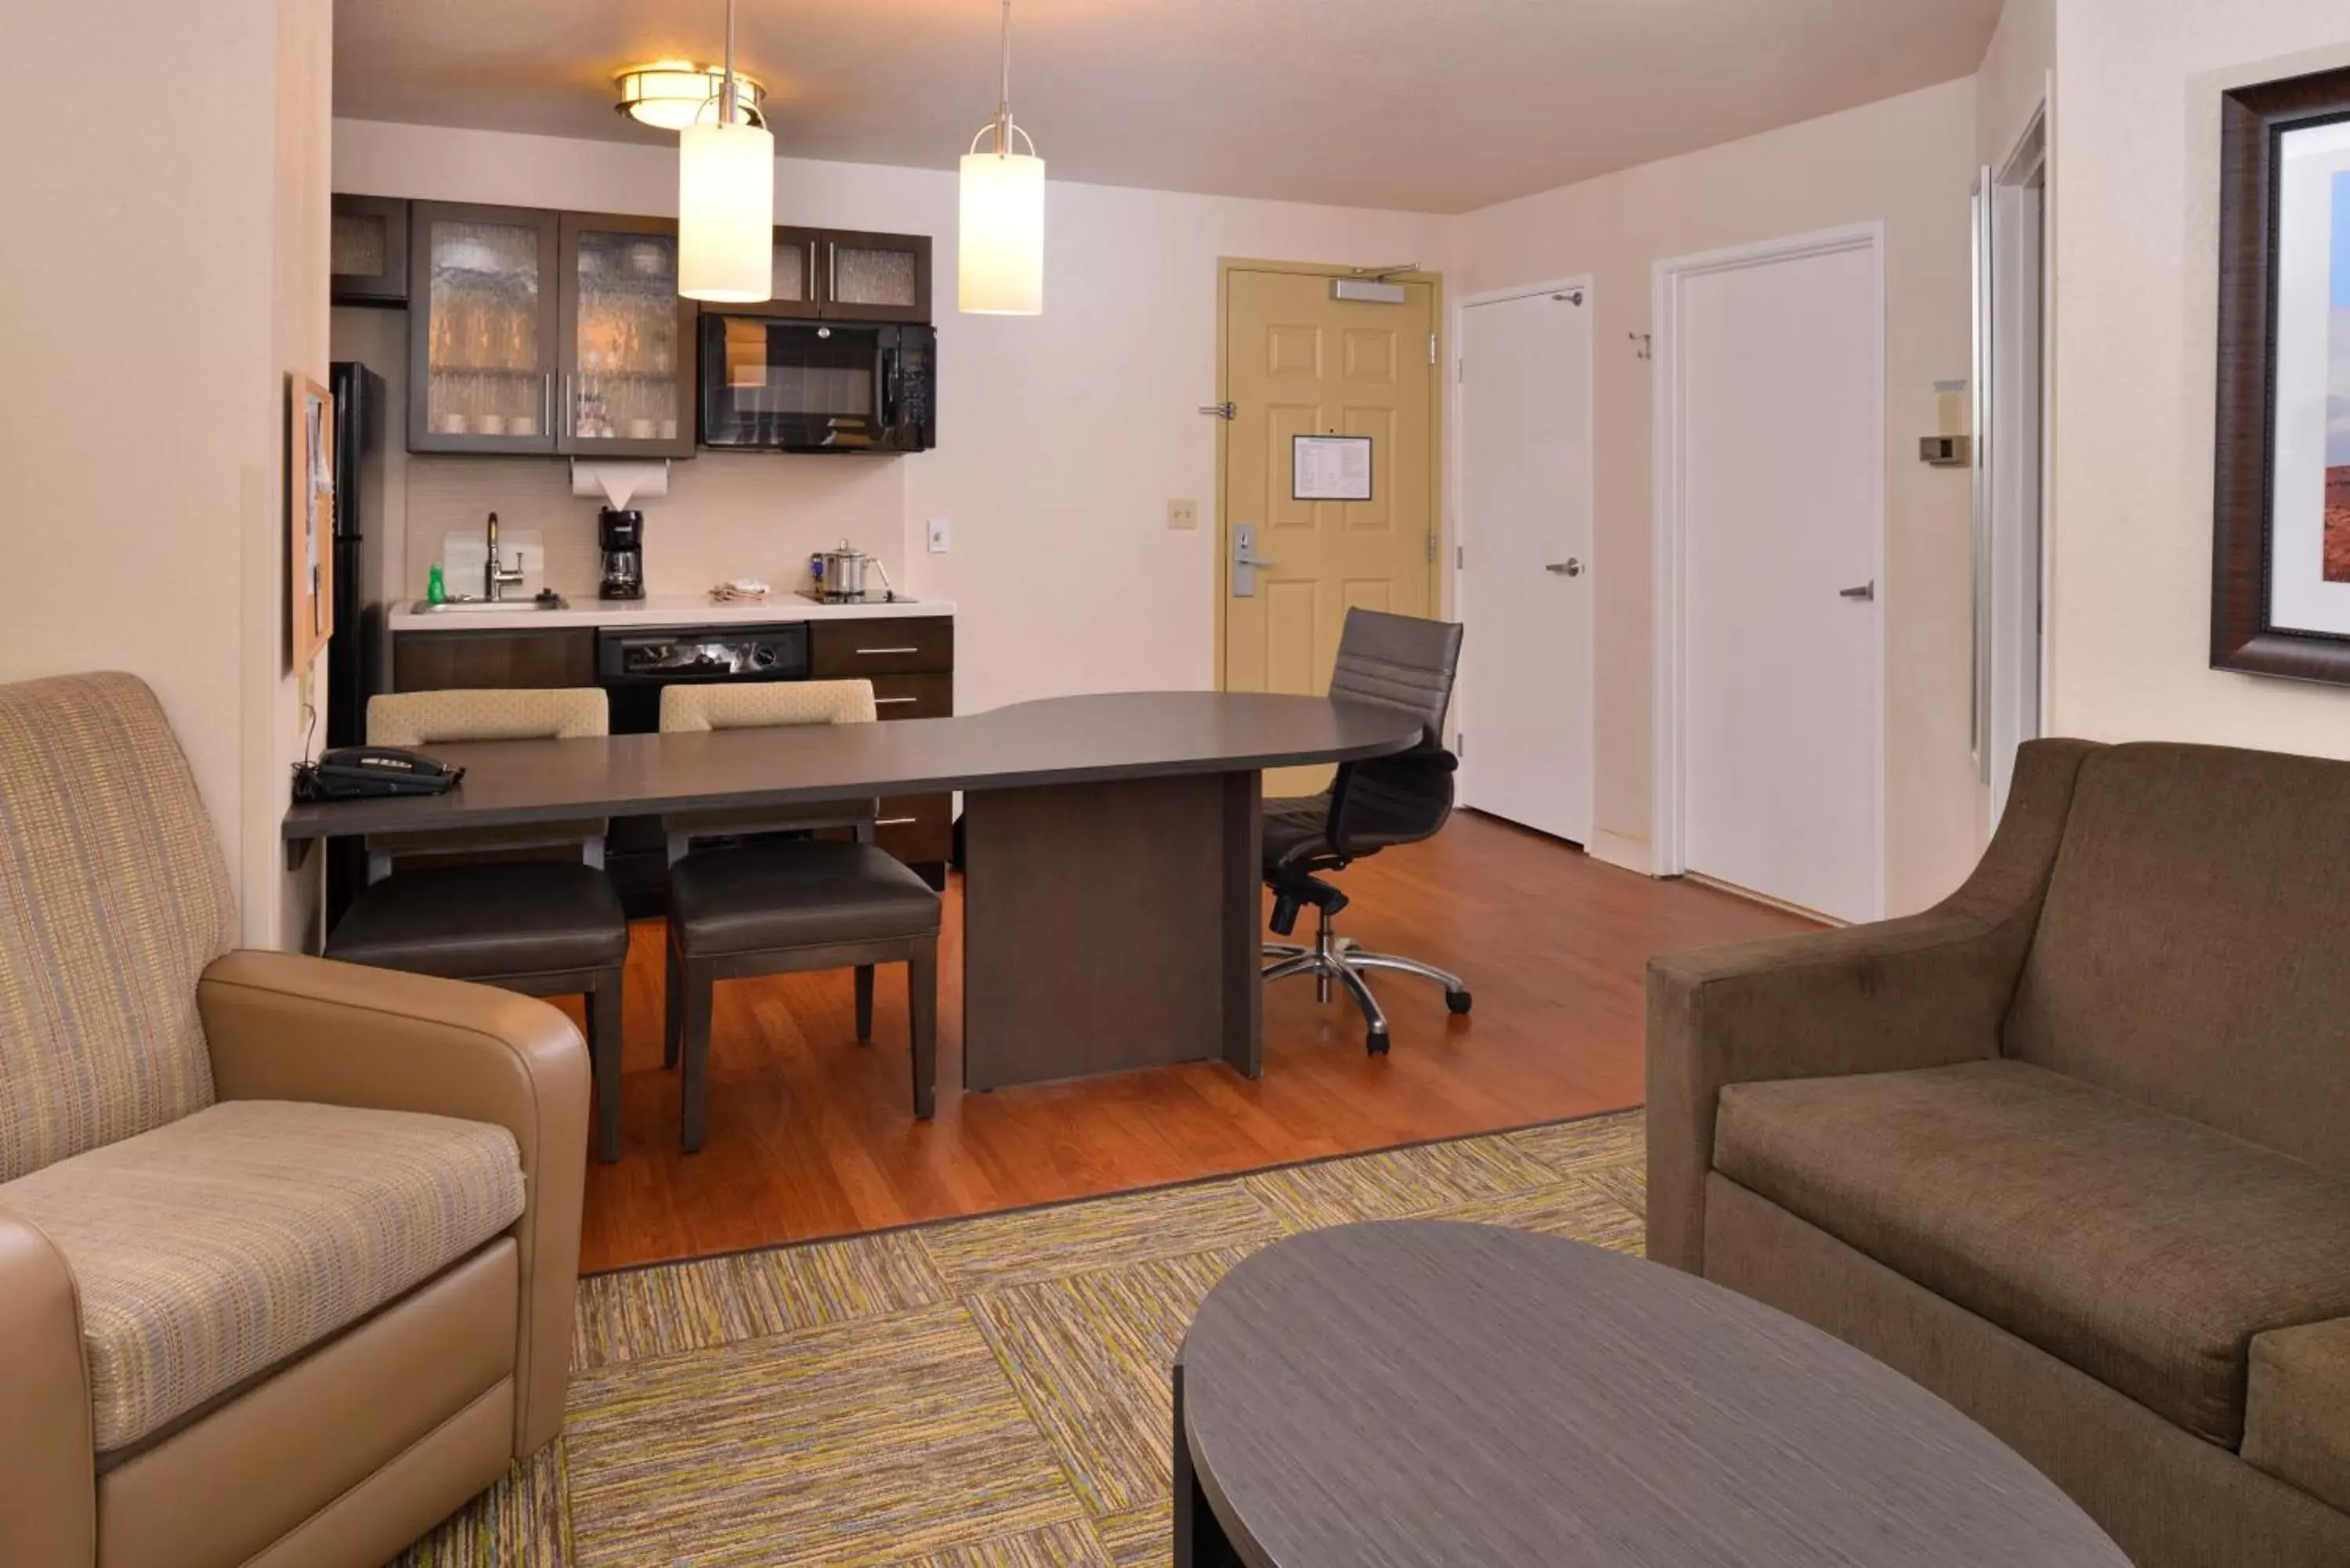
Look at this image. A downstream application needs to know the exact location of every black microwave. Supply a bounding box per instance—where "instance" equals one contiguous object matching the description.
[698,316,935,453]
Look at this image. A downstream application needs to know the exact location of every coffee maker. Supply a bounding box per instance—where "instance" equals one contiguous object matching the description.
[598,508,645,600]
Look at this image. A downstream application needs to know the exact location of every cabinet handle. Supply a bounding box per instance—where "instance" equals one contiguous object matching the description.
[540,373,552,439]
[827,240,837,305]
[855,646,918,656]
[875,816,919,828]
[874,695,920,705]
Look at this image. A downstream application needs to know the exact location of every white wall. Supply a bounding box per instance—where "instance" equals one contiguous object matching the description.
[0,0,325,948]
[1979,0,2055,167]
[2047,5,2350,757]
[1455,79,1983,914]
[331,121,1456,717]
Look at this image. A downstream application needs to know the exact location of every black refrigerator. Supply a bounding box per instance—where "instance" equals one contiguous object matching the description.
[325,361,386,926]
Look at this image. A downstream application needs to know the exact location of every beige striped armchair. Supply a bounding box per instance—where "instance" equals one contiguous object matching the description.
[0,673,588,1568]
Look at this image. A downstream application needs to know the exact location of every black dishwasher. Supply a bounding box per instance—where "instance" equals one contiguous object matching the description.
[595,623,813,913]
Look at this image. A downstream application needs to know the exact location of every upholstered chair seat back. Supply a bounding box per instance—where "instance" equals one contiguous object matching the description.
[656,680,877,853]
[0,672,236,1180]
[362,687,610,865]
[657,679,877,731]
[2002,742,2350,1170]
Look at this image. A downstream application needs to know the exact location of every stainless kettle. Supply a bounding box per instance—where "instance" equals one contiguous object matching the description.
[810,539,895,600]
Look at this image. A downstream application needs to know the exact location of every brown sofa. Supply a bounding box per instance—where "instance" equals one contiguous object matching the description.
[0,673,588,1568]
[1649,738,2350,1568]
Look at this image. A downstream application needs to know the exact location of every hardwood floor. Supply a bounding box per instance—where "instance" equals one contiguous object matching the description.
[563,811,1818,1273]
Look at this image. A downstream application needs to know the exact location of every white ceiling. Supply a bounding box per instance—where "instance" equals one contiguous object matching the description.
[332,0,2001,215]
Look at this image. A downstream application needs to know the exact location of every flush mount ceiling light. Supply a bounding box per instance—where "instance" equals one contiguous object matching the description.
[615,60,767,133]
[959,0,1045,316]
[674,0,774,302]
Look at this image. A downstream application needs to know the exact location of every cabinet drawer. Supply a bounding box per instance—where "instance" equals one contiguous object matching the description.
[392,629,597,692]
[810,616,953,677]
[875,793,952,867]
[866,672,952,720]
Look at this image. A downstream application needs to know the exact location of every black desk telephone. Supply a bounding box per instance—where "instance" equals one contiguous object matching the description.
[291,746,465,803]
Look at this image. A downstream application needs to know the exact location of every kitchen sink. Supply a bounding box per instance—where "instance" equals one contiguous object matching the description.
[407,594,569,614]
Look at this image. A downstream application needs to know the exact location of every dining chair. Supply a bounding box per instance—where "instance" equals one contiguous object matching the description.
[658,681,942,1152]
[324,687,631,1161]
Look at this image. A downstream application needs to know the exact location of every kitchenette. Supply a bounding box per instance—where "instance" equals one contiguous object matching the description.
[327,195,954,912]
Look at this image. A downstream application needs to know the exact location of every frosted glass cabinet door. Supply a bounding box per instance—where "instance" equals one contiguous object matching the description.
[819,229,931,322]
[331,194,407,305]
[557,211,700,459]
[406,201,561,454]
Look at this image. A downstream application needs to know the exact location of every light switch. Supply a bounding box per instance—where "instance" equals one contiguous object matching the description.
[927,518,950,553]
[1168,498,1199,531]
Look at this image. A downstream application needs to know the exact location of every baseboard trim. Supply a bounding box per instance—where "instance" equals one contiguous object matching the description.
[1589,829,1651,875]
[1683,871,1845,927]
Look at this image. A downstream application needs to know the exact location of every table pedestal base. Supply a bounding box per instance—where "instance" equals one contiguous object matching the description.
[960,771,1264,1090]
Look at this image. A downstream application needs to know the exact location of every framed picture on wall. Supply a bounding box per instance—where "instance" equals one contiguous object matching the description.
[287,374,336,672]
[2214,67,2350,684]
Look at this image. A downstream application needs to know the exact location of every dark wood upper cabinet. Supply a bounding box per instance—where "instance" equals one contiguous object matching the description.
[556,212,699,461]
[331,195,409,306]
[747,226,827,320]
[724,226,931,322]
[381,195,929,453]
[819,229,931,321]
[406,201,563,455]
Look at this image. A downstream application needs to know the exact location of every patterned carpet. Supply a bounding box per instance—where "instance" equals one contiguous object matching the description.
[394,1110,1647,1568]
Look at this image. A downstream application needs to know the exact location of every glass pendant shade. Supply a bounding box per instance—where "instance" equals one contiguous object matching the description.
[678,118,774,302]
[958,150,1045,315]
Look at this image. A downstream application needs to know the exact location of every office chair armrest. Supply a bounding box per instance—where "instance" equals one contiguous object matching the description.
[0,1207,96,1566]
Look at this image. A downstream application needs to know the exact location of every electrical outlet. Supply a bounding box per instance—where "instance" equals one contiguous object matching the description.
[927,518,950,553]
[1168,498,1198,531]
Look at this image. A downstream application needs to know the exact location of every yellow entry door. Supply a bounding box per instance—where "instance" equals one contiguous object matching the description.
[1221,264,1439,795]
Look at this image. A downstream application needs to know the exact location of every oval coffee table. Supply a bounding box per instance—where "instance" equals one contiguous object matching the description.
[1173,1221,2130,1567]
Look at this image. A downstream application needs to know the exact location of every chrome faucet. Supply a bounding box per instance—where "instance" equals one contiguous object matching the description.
[483,511,526,603]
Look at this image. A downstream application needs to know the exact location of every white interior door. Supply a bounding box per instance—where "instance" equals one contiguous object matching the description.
[1665,232,1883,922]
[1987,125,2048,825]
[1456,286,1594,844]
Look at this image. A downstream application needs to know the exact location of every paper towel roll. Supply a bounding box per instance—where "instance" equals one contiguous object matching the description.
[570,461,670,509]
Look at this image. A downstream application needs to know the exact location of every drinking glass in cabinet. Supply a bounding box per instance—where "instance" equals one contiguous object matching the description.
[426,219,542,439]
[571,229,679,443]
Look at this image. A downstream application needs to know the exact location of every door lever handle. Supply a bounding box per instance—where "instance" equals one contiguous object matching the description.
[1546,560,1583,576]
[1839,580,1876,602]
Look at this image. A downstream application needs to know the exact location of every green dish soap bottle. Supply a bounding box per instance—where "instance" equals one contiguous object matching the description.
[426,563,446,604]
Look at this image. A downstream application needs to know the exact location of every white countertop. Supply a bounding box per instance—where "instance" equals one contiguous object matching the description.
[387,593,952,633]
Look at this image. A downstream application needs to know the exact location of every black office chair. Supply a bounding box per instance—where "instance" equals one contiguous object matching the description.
[1262,608,1469,1053]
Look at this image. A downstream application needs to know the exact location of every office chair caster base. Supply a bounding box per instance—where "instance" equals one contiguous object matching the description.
[1262,906,1461,1054]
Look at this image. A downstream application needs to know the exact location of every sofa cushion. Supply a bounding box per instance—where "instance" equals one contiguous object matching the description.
[0,673,236,1182]
[2004,742,2350,1171]
[0,1098,523,1451]
[2244,1317,2350,1515]
[1714,1059,2350,1444]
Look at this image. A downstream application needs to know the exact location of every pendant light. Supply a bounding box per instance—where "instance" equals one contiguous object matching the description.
[959,0,1045,315]
[678,0,773,303]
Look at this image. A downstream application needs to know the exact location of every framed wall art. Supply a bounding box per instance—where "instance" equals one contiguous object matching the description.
[287,374,336,671]
[2214,67,2350,683]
